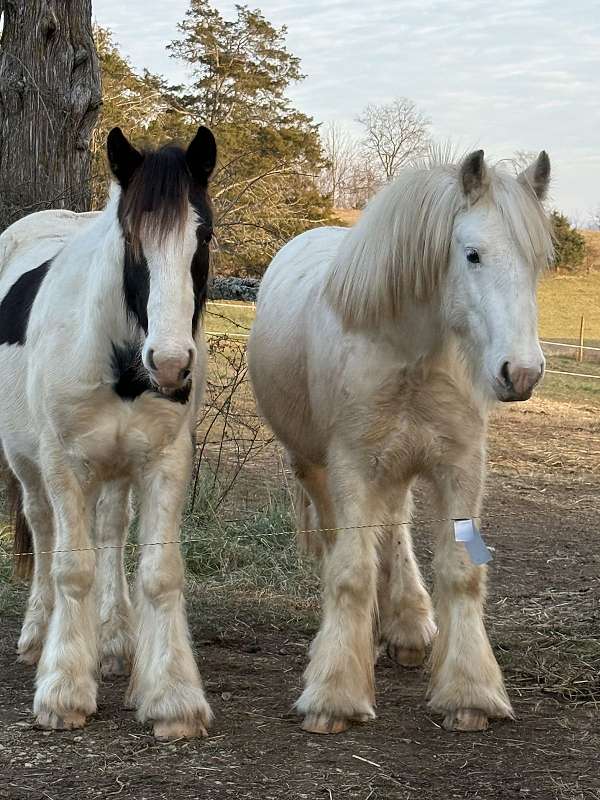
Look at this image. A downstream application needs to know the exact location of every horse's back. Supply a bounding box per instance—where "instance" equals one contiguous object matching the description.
[258,226,347,302]
[0,209,100,285]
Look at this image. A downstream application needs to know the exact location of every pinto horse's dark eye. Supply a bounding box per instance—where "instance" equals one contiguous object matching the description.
[466,248,480,264]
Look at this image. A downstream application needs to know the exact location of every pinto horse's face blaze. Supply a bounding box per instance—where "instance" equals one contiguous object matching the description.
[107,126,216,397]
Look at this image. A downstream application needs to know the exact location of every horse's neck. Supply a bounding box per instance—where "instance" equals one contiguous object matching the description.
[376,302,444,363]
[373,307,490,409]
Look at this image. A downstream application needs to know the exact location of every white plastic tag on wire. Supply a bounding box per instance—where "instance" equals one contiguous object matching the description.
[453,518,492,565]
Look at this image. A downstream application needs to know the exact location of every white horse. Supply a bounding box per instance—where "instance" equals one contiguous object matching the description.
[0,126,217,740]
[248,150,552,734]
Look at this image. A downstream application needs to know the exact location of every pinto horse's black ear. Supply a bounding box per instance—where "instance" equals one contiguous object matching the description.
[107,127,143,189]
[186,126,217,184]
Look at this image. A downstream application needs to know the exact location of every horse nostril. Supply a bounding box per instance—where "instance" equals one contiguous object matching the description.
[500,361,512,387]
[148,349,157,371]
[180,368,191,382]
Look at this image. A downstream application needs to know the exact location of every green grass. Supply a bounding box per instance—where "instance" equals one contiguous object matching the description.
[180,485,317,603]
[0,485,317,617]
[538,270,600,346]
[207,269,600,345]
[205,300,254,339]
[540,354,600,407]
[208,272,600,346]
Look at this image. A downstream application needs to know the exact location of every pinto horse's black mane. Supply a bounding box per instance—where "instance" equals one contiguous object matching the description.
[118,145,212,258]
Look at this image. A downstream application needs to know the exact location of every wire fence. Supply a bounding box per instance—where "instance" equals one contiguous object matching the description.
[540,339,600,353]
[11,513,517,560]
[204,307,600,380]
[2,320,599,564]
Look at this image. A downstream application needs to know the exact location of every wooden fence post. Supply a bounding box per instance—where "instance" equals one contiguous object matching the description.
[577,315,585,363]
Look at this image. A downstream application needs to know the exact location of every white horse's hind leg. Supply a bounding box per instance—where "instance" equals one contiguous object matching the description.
[7,455,55,666]
[34,439,97,730]
[428,453,513,731]
[378,487,436,668]
[128,433,211,741]
[296,453,380,734]
[292,461,336,558]
[95,479,135,678]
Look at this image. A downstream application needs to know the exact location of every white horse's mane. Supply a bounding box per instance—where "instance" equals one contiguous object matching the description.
[325,152,553,328]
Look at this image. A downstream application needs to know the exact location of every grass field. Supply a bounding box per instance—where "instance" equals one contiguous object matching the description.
[538,269,600,346]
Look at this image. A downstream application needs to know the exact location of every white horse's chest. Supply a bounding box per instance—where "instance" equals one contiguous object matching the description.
[57,390,191,480]
[347,369,485,483]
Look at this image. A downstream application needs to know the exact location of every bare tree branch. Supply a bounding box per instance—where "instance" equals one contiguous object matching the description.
[357,98,430,183]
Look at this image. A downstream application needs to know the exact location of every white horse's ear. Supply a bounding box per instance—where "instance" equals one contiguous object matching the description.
[518,151,551,201]
[460,150,489,203]
[186,126,217,184]
[107,128,143,189]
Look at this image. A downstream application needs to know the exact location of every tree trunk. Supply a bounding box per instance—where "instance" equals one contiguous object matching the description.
[0,0,101,232]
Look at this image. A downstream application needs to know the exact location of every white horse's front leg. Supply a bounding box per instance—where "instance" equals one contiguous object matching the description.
[428,450,513,731]
[296,457,380,734]
[34,440,97,730]
[127,432,211,741]
[95,479,135,678]
[379,487,436,667]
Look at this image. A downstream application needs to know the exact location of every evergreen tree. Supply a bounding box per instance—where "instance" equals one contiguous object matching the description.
[168,1,331,275]
[550,211,586,272]
[92,4,332,276]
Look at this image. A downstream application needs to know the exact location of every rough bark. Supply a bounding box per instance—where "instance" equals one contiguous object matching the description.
[0,1,101,232]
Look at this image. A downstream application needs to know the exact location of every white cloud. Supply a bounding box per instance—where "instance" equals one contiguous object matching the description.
[93,0,600,217]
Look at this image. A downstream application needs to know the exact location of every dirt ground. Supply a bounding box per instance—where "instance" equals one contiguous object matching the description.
[1,398,599,800]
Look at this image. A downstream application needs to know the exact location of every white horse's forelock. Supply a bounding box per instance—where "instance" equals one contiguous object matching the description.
[325,155,553,329]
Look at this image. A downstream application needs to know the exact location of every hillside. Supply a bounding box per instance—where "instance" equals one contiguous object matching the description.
[581,230,600,271]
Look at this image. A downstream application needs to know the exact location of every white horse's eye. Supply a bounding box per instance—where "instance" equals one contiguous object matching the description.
[466,248,480,264]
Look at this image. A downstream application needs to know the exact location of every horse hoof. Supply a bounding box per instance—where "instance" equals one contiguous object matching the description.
[387,644,426,668]
[443,708,489,732]
[35,710,87,731]
[101,655,130,678]
[153,718,209,741]
[301,713,351,735]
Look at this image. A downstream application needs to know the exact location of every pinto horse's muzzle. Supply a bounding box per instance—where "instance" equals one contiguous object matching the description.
[145,346,195,392]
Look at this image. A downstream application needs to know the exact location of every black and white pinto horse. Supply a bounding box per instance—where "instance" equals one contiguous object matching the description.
[0,126,217,740]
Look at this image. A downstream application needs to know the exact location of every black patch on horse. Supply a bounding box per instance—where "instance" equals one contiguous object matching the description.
[122,242,150,332]
[0,260,52,346]
[110,341,191,405]
[190,190,212,335]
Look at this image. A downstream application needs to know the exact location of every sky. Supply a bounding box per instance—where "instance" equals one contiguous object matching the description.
[93,0,600,223]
